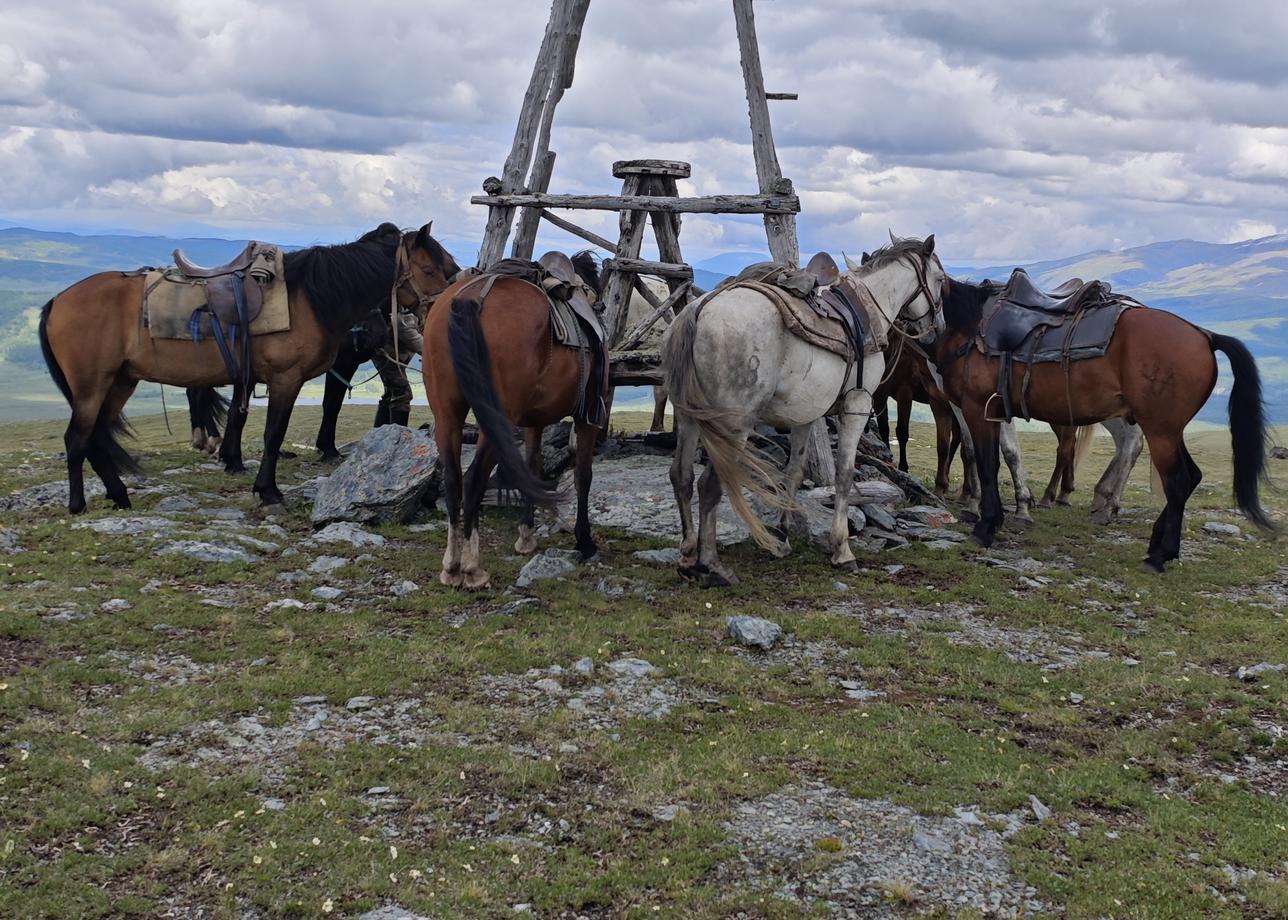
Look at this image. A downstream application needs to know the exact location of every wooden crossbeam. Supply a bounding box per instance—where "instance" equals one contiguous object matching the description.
[602,257,693,279]
[617,281,692,352]
[471,193,800,214]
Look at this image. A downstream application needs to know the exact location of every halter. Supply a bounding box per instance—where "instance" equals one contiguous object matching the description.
[388,234,457,365]
[894,251,942,341]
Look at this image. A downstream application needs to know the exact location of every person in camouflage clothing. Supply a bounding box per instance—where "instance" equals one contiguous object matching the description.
[371,309,423,427]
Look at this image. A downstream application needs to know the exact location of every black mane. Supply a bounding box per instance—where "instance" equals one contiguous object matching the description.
[944,276,991,334]
[572,250,603,299]
[417,227,462,281]
[284,226,401,338]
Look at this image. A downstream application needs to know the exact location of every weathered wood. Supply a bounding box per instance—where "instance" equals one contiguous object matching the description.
[477,0,589,267]
[599,174,651,346]
[649,174,690,307]
[609,351,664,386]
[765,92,798,100]
[537,209,617,251]
[470,192,800,214]
[612,159,692,178]
[804,417,836,487]
[511,149,556,260]
[603,257,693,279]
[617,281,692,351]
[732,0,799,268]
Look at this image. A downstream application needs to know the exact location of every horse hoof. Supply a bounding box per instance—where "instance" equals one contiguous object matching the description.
[769,539,791,559]
[1140,558,1165,575]
[112,497,132,511]
[318,451,343,465]
[698,568,737,589]
[261,502,286,518]
[1055,499,1072,507]
[440,569,464,588]
[279,449,298,460]
[959,509,980,524]
[1090,509,1114,526]
[968,532,994,548]
[833,558,859,573]
[68,502,86,516]
[226,463,248,475]
[1010,516,1034,532]
[577,544,599,562]
[1037,498,1054,509]
[462,570,491,591]
[514,536,538,555]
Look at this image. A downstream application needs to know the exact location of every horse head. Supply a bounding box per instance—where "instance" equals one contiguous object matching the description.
[400,222,463,320]
[844,234,946,342]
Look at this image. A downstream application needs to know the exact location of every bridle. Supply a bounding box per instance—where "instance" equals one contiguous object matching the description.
[894,251,943,342]
[388,233,460,364]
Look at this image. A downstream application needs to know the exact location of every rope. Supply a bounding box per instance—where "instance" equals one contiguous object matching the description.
[160,384,172,435]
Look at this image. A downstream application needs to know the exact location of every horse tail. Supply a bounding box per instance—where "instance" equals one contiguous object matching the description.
[662,301,788,552]
[1072,424,1098,481]
[39,296,140,474]
[447,289,559,509]
[187,387,229,434]
[1209,332,1276,531]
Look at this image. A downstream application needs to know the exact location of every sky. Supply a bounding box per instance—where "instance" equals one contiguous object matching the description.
[3,0,1288,264]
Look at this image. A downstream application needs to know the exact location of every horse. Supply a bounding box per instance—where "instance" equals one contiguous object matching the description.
[38,222,458,512]
[934,276,1276,571]
[1036,418,1144,523]
[873,342,965,494]
[661,235,945,586]
[420,250,605,590]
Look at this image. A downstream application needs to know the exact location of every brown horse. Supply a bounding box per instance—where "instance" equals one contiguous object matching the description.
[935,276,1276,570]
[873,342,965,495]
[38,222,458,512]
[421,251,605,589]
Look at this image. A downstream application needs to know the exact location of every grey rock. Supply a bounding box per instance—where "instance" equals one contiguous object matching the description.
[912,828,953,854]
[1069,692,1085,704]
[898,505,957,529]
[923,539,959,550]
[1122,657,1141,667]
[0,527,20,552]
[293,695,327,705]
[846,505,867,534]
[358,907,435,920]
[1272,446,1288,460]
[157,540,254,563]
[390,579,419,597]
[211,507,246,521]
[312,425,440,525]
[557,742,579,754]
[262,798,287,811]
[497,597,541,616]
[632,547,681,565]
[310,586,344,601]
[516,551,577,587]
[310,521,387,547]
[1236,662,1285,681]
[606,657,659,678]
[345,696,376,710]
[860,502,898,531]
[100,598,132,613]
[1204,521,1242,536]
[366,786,391,796]
[851,480,904,505]
[227,533,281,553]
[309,555,348,574]
[304,711,329,731]
[1028,795,1052,821]
[573,657,595,675]
[74,516,176,537]
[832,581,849,591]
[43,609,87,623]
[652,804,690,822]
[534,678,563,694]
[726,615,783,650]
[155,495,199,513]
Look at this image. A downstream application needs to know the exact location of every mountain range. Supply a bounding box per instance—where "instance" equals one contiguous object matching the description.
[1,227,1284,423]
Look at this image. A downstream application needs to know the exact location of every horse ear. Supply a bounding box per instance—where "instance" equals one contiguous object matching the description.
[889,229,898,245]
[922,234,935,256]
[843,252,861,271]
[416,222,432,248]
[862,251,871,264]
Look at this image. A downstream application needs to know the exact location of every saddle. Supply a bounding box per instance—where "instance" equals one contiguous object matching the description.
[978,267,1137,421]
[804,251,840,286]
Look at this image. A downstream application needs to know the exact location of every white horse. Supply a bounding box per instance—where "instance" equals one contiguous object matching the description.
[661,235,946,586]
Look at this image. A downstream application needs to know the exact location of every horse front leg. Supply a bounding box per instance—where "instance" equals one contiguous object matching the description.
[777,424,810,547]
[253,374,302,507]
[650,385,668,433]
[436,420,465,587]
[514,427,543,555]
[460,438,497,590]
[1092,418,1143,525]
[694,460,736,588]
[316,349,360,463]
[670,414,700,574]
[950,402,981,522]
[965,405,1004,547]
[999,421,1034,528]
[219,386,250,474]
[830,388,871,569]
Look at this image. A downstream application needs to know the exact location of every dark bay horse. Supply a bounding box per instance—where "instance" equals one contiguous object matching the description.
[874,342,964,494]
[39,223,457,511]
[421,251,605,590]
[935,276,1276,570]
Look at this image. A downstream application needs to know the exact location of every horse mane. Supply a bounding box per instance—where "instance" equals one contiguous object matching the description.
[283,226,401,338]
[944,276,990,334]
[857,237,928,274]
[417,226,462,280]
[572,250,603,299]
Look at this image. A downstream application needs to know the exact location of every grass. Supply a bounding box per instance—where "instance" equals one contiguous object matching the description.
[1,405,1286,918]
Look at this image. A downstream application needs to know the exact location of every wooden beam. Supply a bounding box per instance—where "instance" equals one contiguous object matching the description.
[609,351,664,386]
[537,209,617,251]
[471,192,800,214]
[612,159,691,178]
[603,257,693,279]
[732,0,800,268]
[765,92,798,100]
[617,281,692,352]
[510,150,556,260]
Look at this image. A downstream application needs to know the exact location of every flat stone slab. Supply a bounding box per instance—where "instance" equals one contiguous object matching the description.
[312,425,439,525]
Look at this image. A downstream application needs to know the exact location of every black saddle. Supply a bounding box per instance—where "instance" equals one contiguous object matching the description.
[1003,268,1100,314]
[805,251,840,287]
[982,268,1110,354]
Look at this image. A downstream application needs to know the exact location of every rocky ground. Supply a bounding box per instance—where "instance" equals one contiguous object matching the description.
[0,408,1286,918]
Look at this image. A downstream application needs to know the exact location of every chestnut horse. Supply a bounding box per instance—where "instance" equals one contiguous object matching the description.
[935,276,1276,571]
[38,223,457,512]
[422,252,605,590]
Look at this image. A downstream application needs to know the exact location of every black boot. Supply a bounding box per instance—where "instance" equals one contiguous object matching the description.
[373,396,391,428]
[389,407,410,428]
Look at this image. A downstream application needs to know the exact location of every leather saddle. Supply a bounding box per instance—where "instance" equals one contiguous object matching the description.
[805,251,840,287]
[171,241,279,330]
[537,250,604,343]
[982,268,1109,355]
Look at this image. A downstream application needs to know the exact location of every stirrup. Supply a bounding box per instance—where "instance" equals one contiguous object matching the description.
[984,392,1011,423]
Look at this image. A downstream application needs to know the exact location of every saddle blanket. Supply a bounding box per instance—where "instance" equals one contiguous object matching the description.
[141,247,289,341]
[722,279,884,362]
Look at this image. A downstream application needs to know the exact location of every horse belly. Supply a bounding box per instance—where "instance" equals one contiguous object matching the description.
[763,335,851,427]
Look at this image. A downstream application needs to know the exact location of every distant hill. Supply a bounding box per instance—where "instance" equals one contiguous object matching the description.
[2,227,1284,423]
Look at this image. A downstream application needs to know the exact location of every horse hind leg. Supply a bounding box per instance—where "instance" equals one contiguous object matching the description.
[830,389,871,570]
[84,376,139,511]
[514,427,543,555]
[670,413,700,573]
[436,422,466,587]
[694,459,737,588]
[460,439,497,590]
[1091,419,1143,525]
[1141,432,1201,573]
[999,421,1034,528]
[775,424,811,550]
[572,419,598,560]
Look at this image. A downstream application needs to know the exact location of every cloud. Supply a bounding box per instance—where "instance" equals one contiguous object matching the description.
[2,0,1288,263]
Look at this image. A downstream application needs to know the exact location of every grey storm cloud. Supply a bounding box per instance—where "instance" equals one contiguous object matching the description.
[2,0,1288,261]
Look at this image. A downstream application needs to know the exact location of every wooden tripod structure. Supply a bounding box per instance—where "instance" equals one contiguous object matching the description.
[472,0,802,371]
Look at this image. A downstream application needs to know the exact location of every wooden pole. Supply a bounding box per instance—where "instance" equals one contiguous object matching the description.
[732,0,799,268]
[477,0,588,267]
[471,192,799,214]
